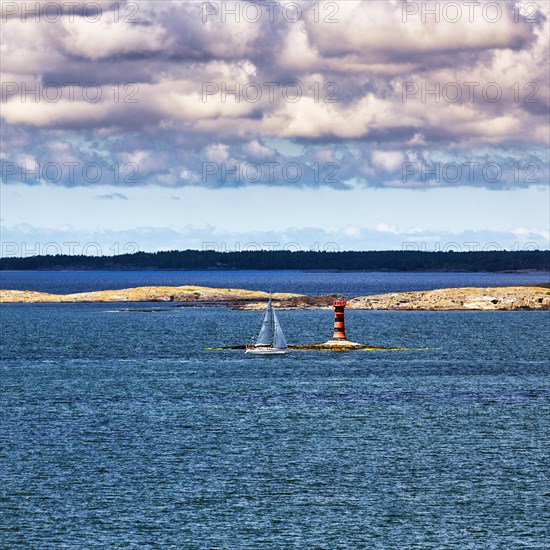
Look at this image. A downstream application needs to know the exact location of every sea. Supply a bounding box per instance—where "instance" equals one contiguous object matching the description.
[1,271,549,548]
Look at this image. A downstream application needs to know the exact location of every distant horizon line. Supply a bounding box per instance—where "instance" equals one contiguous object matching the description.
[2,248,550,260]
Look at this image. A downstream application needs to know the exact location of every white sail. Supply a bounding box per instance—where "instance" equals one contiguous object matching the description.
[272,309,288,349]
[246,298,290,355]
[255,298,273,346]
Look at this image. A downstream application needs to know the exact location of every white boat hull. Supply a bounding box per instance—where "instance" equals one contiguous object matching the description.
[245,347,289,355]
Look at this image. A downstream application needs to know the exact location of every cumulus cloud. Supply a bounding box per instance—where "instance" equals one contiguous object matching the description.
[60,17,169,60]
[1,0,548,190]
[2,222,548,254]
[204,143,230,162]
[243,140,276,159]
[372,151,405,172]
[305,0,535,58]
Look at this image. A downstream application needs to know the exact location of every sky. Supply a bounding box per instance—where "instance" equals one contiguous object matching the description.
[1,0,549,255]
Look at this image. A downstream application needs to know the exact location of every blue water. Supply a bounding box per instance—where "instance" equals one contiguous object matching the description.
[1,269,548,296]
[1,298,549,547]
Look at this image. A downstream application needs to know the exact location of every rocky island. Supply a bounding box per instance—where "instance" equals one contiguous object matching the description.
[1,285,549,310]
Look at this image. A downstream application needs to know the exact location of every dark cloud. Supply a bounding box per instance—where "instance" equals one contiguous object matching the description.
[1,0,548,190]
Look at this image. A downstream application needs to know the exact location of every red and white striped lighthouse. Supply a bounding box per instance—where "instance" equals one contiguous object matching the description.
[332,300,347,340]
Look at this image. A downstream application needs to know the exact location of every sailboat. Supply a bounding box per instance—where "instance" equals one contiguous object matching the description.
[245,298,289,355]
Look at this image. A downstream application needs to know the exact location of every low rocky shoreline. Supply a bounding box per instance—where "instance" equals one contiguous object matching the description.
[346,286,550,311]
[1,285,549,310]
[0,286,302,304]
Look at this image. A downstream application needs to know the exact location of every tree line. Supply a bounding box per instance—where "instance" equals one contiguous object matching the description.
[1,250,549,272]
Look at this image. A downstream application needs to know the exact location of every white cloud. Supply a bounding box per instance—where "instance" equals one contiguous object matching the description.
[60,17,169,60]
[372,151,405,172]
[375,223,400,234]
[243,140,275,159]
[204,144,229,162]
[306,0,535,58]
[4,220,548,254]
[0,0,548,196]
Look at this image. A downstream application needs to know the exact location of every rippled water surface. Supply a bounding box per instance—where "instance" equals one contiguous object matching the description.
[1,300,549,548]
[1,269,549,296]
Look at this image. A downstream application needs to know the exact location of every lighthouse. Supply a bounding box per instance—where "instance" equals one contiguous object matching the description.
[321,299,362,348]
[332,299,347,340]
